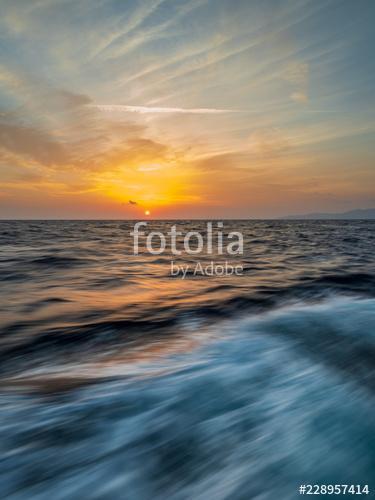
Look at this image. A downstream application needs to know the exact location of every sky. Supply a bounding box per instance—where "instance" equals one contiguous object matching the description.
[0,0,374,219]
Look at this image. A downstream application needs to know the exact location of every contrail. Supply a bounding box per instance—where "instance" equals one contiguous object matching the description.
[93,104,238,114]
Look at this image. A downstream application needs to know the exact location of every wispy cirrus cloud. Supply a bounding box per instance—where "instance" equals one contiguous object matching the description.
[290,91,308,103]
[93,104,238,114]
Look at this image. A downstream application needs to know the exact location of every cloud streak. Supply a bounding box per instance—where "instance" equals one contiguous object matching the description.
[93,104,238,114]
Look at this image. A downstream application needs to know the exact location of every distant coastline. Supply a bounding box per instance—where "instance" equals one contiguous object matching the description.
[281,208,375,220]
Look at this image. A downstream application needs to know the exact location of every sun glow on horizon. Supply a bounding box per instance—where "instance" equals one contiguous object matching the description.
[91,157,203,214]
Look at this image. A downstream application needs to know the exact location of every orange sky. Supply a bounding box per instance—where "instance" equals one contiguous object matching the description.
[0,0,374,218]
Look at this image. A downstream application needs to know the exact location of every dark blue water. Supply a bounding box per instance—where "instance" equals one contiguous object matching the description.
[0,220,374,499]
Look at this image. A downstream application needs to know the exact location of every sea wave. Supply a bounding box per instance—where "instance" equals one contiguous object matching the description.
[1,296,374,499]
[1,220,374,499]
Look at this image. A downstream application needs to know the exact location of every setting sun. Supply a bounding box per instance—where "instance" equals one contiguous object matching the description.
[145,210,150,216]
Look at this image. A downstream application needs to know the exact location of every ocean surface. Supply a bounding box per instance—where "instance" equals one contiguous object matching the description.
[0,220,374,499]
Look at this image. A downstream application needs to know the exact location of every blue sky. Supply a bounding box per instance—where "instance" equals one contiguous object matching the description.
[0,0,374,218]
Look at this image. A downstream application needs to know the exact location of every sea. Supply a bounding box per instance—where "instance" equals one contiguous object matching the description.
[0,220,374,499]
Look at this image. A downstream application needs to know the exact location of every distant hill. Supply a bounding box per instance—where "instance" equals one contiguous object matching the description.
[282,208,375,220]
